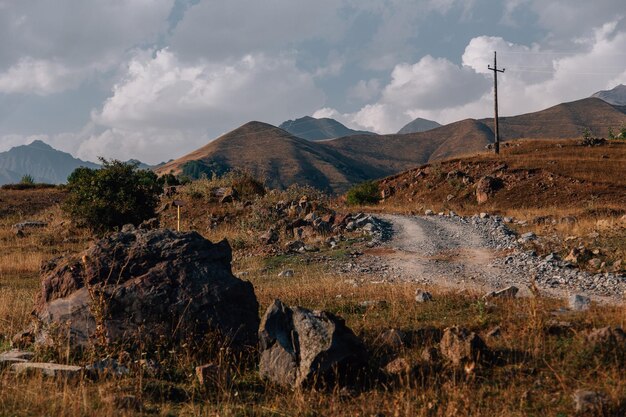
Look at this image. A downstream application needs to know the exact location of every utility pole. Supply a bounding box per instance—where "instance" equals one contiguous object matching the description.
[488,51,505,154]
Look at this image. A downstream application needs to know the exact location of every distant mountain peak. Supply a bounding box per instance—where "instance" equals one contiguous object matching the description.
[279,116,375,141]
[27,139,55,151]
[397,117,441,134]
[591,84,626,106]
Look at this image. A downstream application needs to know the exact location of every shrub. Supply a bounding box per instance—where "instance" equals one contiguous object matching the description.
[346,181,381,205]
[20,174,35,185]
[63,159,162,234]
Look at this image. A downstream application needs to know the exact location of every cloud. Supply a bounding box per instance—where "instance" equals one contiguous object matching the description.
[0,58,83,95]
[0,0,175,95]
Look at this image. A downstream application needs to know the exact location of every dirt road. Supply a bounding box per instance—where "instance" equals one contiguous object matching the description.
[358,214,625,302]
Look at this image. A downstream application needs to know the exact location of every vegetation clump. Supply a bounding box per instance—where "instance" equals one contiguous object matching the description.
[346,180,381,205]
[63,159,162,234]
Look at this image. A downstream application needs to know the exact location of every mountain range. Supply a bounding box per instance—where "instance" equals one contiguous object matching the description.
[591,84,626,106]
[5,86,626,191]
[158,96,626,193]
[397,117,441,134]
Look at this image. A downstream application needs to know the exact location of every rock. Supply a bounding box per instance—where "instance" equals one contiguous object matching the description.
[486,326,501,338]
[285,240,305,252]
[213,187,238,203]
[476,176,503,204]
[0,350,34,369]
[377,329,406,350]
[11,362,83,379]
[568,294,591,311]
[258,299,367,388]
[359,300,388,309]
[585,326,626,349]
[85,358,129,379]
[587,258,602,269]
[572,390,608,414]
[196,363,230,386]
[260,228,279,245]
[138,217,160,230]
[479,212,489,219]
[420,347,440,363]
[564,247,593,264]
[544,320,573,336]
[484,286,518,299]
[519,232,536,242]
[446,194,454,202]
[15,229,25,238]
[560,216,577,225]
[544,253,559,262]
[424,210,434,216]
[28,228,260,354]
[383,357,412,376]
[414,289,433,303]
[503,217,513,223]
[440,327,488,366]
[277,269,294,278]
[12,221,47,230]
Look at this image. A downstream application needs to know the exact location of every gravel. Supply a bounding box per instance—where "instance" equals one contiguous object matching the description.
[344,213,626,302]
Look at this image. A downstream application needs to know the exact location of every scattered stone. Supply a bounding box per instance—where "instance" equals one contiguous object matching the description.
[519,232,536,242]
[0,350,34,369]
[285,240,305,253]
[420,347,440,363]
[196,363,230,386]
[277,269,294,278]
[383,357,412,376]
[12,221,47,230]
[85,358,129,379]
[14,229,25,238]
[486,326,501,338]
[377,329,406,350]
[544,253,559,262]
[440,326,488,366]
[27,228,260,353]
[585,326,626,349]
[258,299,367,388]
[359,300,388,309]
[484,286,518,299]
[260,228,279,245]
[479,212,489,219]
[572,390,608,414]
[415,289,433,303]
[11,362,83,379]
[424,210,434,216]
[568,294,591,311]
[587,258,602,269]
[476,176,503,204]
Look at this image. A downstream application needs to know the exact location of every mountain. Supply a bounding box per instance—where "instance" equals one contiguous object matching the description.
[591,84,626,106]
[156,121,374,193]
[479,97,626,140]
[0,140,99,185]
[157,97,626,194]
[397,117,441,134]
[278,116,375,141]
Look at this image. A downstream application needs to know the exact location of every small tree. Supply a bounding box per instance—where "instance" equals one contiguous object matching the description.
[63,159,162,234]
[346,181,381,205]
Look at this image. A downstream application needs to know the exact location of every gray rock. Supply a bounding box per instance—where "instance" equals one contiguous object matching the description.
[572,390,607,413]
[415,289,433,303]
[519,232,536,241]
[569,294,591,311]
[440,326,488,366]
[27,228,260,354]
[0,350,34,369]
[278,269,294,278]
[12,221,47,230]
[258,299,367,388]
[585,326,626,349]
[479,212,489,219]
[383,357,412,376]
[484,286,518,299]
[424,210,434,216]
[11,362,83,379]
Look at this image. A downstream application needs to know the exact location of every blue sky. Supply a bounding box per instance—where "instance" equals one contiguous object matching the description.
[1,0,625,163]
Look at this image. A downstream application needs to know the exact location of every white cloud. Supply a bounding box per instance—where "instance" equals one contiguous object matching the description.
[348,79,381,102]
[0,58,83,95]
[0,0,175,95]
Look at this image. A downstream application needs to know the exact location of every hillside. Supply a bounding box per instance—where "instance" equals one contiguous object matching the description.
[278,116,375,141]
[0,140,99,185]
[397,117,441,134]
[480,97,626,140]
[156,121,374,193]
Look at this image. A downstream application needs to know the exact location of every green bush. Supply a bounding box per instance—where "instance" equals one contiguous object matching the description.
[20,174,35,185]
[63,159,162,234]
[346,181,381,205]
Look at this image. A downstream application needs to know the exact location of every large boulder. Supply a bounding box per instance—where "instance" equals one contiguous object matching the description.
[29,228,259,353]
[475,176,503,204]
[259,299,367,388]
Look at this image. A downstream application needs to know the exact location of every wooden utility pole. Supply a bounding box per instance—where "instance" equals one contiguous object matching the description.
[488,51,505,154]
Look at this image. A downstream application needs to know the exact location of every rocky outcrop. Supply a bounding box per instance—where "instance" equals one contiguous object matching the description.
[475,176,503,204]
[29,228,260,353]
[258,299,367,388]
[440,326,488,366]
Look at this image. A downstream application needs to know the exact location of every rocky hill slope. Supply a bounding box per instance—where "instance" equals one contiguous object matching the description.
[278,116,375,141]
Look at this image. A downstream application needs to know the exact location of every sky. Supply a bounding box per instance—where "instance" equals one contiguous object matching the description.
[1,0,625,164]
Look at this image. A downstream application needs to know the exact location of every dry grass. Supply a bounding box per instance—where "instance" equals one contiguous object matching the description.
[1,180,625,416]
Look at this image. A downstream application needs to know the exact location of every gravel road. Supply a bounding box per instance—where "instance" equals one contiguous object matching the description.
[350,213,626,303]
